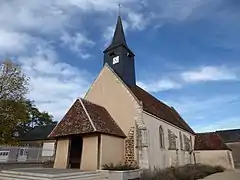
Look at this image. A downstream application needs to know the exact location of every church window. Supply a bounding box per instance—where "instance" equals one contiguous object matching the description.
[190,136,192,150]
[183,134,191,151]
[168,129,177,150]
[142,129,148,147]
[159,126,165,149]
[179,131,183,150]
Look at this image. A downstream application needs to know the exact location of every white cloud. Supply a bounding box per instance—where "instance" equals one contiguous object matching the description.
[137,65,239,94]
[0,1,70,34]
[18,47,92,120]
[163,95,240,132]
[152,0,212,24]
[138,79,240,133]
[193,117,240,133]
[0,0,146,57]
[166,95,239,116]
[0,30,34,55]
[181,66,238,82]
[60,32,95,59]
[127,12,149,30]
[137,79,181,93]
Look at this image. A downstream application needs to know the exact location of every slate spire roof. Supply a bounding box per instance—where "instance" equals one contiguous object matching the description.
[103,16,129,52]
[48,98,126,138]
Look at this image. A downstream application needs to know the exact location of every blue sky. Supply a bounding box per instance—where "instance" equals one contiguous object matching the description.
[0,0,240,132]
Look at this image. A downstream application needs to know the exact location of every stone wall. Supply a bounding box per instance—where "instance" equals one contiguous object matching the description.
[124,127,135,164]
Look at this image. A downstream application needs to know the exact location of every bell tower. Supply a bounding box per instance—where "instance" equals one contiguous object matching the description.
[103,16,136,87]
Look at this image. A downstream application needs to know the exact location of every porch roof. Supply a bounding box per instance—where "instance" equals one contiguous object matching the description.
[48,98,126,138]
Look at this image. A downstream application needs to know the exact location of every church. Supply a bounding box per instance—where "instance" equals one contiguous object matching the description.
[48,16,234,171]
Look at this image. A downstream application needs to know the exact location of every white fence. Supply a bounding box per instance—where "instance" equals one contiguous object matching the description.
[0,145,54,163]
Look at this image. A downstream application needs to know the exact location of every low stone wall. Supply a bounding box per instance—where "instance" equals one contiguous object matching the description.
[98,169,141,180]
[0,162,45,170]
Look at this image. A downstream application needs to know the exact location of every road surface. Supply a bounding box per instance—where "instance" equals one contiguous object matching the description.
[203,170,240,180]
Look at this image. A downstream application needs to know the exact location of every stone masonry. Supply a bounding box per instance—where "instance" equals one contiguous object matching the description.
[124,127,135,164]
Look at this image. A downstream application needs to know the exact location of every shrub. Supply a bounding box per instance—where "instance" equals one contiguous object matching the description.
[140,164,225,180]
[102,162,139,171]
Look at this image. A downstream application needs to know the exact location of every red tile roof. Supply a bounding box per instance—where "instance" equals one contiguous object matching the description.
[48,98,126,138]
[195,132,230,150]
[130,86,195,134]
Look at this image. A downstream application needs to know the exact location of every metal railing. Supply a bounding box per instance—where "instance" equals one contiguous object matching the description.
[0,145,54,163]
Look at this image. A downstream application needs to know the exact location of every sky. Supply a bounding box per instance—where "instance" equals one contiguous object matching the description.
[0,0,240,133]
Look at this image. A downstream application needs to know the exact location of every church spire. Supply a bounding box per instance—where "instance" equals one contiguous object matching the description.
[103,15,136,87]
[103,16,128,52]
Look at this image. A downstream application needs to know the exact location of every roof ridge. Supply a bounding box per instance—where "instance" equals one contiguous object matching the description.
[170,107,195,134]
[79,98,97,131]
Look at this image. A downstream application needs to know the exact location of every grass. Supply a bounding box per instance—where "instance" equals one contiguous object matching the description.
[140,164,225,180]
[102,162,139,171]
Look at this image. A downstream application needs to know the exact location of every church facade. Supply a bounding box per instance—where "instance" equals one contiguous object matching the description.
[48,16,233,170]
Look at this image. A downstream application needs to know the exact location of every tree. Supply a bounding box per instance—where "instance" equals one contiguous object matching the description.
[0,59,29,101]
[17,100,56,136]
[0,59,30,144]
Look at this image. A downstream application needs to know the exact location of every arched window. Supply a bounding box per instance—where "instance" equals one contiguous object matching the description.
[159,126,165,149]
[190,136,192,150]
[179,132,183,150]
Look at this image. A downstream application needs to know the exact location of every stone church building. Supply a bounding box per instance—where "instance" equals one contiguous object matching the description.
[48,16,234,171]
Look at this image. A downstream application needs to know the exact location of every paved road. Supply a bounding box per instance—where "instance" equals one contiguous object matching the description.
[203,170,240,180]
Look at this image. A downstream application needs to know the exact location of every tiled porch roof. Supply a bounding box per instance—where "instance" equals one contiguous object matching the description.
[48,98,126,138]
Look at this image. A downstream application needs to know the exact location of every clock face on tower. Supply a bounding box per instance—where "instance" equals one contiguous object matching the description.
[113,56,119,65]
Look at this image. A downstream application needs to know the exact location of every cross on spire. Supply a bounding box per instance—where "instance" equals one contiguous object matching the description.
[118,3,121,16]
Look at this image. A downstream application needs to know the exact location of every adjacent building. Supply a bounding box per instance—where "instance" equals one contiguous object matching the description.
[217,129,240,168]
[194,132,235,169]
[0,124,56,163]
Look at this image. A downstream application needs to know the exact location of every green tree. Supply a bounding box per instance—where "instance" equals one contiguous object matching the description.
[0,59,29,101]
[0,59,29,144]
[17,100,56,136]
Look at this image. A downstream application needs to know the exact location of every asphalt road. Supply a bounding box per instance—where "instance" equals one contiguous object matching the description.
[203,170,240,180]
